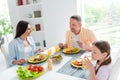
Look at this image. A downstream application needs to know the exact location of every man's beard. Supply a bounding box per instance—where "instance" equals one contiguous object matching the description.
[71,29,76,33]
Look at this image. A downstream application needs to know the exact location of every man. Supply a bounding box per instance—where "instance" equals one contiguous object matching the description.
[59,15,96,51]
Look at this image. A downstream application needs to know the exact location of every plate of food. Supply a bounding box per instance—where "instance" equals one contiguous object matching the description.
[27,54,48,63]
[62,47,80,54]
[71,59,84,68]
[16,64,44,80]
[51,53,63,64]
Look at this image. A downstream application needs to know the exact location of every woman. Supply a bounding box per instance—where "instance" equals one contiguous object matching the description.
[84,40,112,80]
[8,20,43,67]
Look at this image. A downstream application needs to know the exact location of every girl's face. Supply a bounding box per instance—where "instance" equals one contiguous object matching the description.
[91,45,106,60]
[24,24,32,36]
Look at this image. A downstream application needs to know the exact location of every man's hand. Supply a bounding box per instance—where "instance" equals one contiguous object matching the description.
[77,41,85,49]
[58,43,68,49]
[77,41,92,51]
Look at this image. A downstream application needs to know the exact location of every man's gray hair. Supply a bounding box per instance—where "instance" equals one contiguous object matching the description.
[70,15,82,22]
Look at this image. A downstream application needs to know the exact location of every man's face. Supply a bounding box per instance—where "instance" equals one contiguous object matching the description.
[69,19,81,34]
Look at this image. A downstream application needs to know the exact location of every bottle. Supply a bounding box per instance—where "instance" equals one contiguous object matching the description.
[47,58,53,71]
[43,40,46,47]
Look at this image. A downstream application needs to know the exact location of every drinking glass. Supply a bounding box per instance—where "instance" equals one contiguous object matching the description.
[48,49,52,57]
[55,45,60,53]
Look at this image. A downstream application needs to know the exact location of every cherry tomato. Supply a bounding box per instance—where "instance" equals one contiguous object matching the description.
[38,66,43,71]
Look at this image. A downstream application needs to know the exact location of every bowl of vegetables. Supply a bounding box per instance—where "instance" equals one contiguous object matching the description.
[51,53,63,64]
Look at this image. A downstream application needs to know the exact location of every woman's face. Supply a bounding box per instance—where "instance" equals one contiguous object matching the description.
[91,45,105,60]
[23,24,32,36]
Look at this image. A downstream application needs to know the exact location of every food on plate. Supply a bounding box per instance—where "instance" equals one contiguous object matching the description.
[16,64,44,80]
[28,64,43,72]
[73,60,82,66]
[71,59,83,68]
[27,54,48,63]
[63,47,80,54]
[71,57,92,69]
[51,54,63,64]
[31,55,44,61]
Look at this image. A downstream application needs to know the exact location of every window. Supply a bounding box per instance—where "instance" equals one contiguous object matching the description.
[84,0,120,47]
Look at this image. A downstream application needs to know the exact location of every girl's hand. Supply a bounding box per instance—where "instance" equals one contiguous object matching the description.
[83,57,94,69]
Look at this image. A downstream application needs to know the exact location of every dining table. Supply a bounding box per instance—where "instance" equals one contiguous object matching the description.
[0,47,92,80]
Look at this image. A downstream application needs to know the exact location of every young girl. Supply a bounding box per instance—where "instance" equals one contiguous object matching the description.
[84,40,112,80]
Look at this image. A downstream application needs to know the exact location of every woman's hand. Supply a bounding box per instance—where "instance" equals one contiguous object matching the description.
[36,48,44,53]
[12,59,26,65]
[18,59,26,64]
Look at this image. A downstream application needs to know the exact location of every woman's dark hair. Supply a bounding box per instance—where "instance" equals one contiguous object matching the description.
[92,40,112,74]
[15,20,29,38]
[70,15,82,22]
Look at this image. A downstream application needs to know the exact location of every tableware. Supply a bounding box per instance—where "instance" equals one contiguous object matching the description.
[47,58,53,71]
[16,65,44,80]
[62,47,80,54]
[51,53,62,64]
[27,54,48,63]
[47,49,52,57]
[71,58,83,68]
[55,45,60,53]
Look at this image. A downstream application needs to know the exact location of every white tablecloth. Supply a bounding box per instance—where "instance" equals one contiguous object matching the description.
[0,48,90,80]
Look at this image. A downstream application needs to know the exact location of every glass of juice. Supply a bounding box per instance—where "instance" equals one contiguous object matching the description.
[48,49,52,57]
[55,45,60,53]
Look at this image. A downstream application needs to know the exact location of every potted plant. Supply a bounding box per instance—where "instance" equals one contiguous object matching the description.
[0,15,12,47]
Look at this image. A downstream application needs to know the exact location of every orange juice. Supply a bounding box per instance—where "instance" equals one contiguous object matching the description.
[48,49,52,57]
[55,46,60,53]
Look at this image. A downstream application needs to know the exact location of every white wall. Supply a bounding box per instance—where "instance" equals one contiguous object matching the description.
[42,0,81,48]
[7,0,20,36]
[7,0,82,48]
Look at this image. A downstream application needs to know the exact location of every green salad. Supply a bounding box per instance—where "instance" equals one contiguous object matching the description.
[16,65,44,80]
